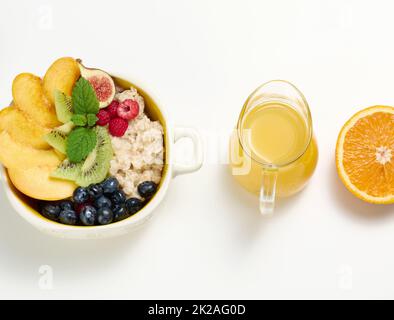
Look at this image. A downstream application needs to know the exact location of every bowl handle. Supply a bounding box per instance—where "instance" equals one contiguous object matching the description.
[172,126,204,177]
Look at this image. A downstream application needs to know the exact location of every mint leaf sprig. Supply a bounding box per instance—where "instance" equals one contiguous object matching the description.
[67,127,97,163]
[71,114,87,126]
[66,77,101,163]
[72,77,99,115]
[87,113,98,127]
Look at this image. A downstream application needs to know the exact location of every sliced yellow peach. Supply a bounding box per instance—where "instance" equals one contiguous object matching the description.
[43,57,80,105]
[0,107,51,149]
[8,165,76,201]
[0,131,62,169]
[12,73,60,128]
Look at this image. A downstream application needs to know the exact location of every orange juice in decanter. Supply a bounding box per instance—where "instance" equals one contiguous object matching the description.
[229,80,318,215]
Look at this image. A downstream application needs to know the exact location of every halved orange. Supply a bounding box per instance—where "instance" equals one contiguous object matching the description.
[336,106,394,204]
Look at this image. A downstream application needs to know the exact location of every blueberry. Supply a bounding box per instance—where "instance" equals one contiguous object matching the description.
[59,209,78,225]
[41,204,61,221]
[125,198,143,215]
[59,200,74,211]
[88,184,104,199]
[137,181,157,199]
[97,207,114,225]
[95,195,112,209]
[101,177,119,194]
[73,187,90,204]
[113,204,129,222]
[111,190,126,205]
[80,205,97,226]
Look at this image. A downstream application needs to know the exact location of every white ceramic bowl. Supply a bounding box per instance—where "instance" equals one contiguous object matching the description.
[0,75,204,239]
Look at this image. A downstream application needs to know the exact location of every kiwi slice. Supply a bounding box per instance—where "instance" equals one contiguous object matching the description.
[76,127,113,187]
[50,127,113,187]
[44,122,74,154]
[54,90,73,124]
[51,159,82,181]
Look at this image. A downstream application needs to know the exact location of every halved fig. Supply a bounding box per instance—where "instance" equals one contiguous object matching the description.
[77,59,115,109]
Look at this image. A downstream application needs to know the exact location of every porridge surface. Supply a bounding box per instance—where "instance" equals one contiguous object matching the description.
[110,87,164,199]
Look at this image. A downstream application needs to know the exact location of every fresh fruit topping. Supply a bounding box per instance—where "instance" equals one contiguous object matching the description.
[89,76,113,102]
[101,177,120,194]
[73,187,90,204]
[42,204,61,221]
[51,159,83,182]
[8,165,77,201]
[125,198,143,215]
[117,99,139,120]
[111,190,126,205]
[54,90,73,124]
[94,195,112,209]
[59,200,74,211]
[44,121,75,154]
[38,177,148,226]
[77,60,115,109]
[80,205,97,226]
[138,181,157,199]
[59,209,78,225]
[96,109,111,126]
[0,107,51,150]
[13,73,61,128]
[113,204,129,222]
[43,57,81,106]
[107,100,120,118]
[0,130,62,171]
[336,105,394,204]
[53,127,112,188]
[88,184,104,199]
[109,117,128,137]
[50,77,113,188]
[75,127,113,187]
[97,207,114,225]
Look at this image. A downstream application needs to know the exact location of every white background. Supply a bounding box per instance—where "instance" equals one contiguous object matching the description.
[0,0,393,300]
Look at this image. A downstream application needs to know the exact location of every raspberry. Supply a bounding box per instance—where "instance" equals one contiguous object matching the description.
[96,109,110,126]
[109,117,128,137]
[117,99,139,120]
[107,100,120,118]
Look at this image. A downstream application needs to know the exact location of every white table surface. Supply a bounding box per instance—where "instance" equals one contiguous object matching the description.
[0,0,393,300]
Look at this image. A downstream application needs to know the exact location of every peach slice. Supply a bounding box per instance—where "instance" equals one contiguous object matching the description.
[43,57,80,105]
[0,131,63,170]
[8,165,76,201]
[0,107,50,149]
[12,73,61,128]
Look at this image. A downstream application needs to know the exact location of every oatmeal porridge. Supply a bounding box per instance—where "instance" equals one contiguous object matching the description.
[109,87,164,199]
